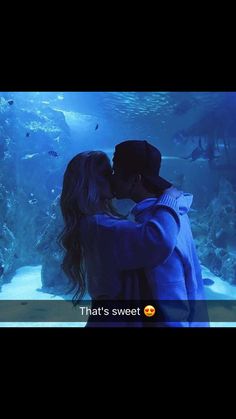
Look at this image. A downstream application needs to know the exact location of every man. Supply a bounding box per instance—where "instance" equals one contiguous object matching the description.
[112,140,209,327]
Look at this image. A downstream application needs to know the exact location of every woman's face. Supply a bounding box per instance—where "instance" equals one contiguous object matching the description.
[97,157,114,200]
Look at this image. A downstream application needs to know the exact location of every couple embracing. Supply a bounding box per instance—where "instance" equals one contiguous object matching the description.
[59,140,209,327]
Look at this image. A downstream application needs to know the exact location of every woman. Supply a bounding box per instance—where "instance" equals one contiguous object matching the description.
[59,151,180,325]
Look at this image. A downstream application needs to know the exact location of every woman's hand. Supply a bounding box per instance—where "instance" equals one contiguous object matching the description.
[164,186,183,199]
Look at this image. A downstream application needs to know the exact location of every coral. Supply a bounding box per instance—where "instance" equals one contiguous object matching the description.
[221,256,236,284]
[36,195,71,294]
[0,95,72,291]
[191,177,236,284]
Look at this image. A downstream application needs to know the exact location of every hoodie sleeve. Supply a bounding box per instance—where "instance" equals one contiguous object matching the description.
[91,194,181,271]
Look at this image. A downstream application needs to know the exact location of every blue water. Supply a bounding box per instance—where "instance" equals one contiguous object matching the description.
[1,91,236,327]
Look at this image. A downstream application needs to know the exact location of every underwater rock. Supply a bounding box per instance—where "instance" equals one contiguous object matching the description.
[191,219,208,238]
[0,264,4,277]
[36,195,71,294]
[215,247,228,259]
[219,177,235,196]
[0,222,17,286]
[214,228,228,248]
[190,176,236,284]
[221,255,236,285]
[0,95,73,290]
[200,245,222,276]
[195,178,236,250]
[40,256,70,294]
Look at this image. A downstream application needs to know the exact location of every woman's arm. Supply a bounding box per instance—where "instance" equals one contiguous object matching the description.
[92,193,181,271]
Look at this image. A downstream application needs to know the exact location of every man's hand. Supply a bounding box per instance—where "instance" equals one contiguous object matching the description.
[164,186,183,199]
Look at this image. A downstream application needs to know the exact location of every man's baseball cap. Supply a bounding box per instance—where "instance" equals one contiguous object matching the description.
[113,140,172,190]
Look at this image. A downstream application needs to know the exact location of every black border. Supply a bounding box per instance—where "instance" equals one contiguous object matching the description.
[1,56,236,358]
[1,51,236,92]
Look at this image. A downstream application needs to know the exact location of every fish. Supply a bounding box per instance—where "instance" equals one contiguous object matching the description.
[95,123,99,131]
[182,146,204,162]
[21,153,40,160]
[48,150,59,157]
[7,100,14,105]
[0,264,4,277]
[203,278,215,286]
[26,132,30,137]
[182,138,220,162]
[28,198,38,205]
[14,253,19,259]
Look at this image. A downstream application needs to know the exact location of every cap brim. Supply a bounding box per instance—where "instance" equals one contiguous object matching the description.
[143,174,172,190]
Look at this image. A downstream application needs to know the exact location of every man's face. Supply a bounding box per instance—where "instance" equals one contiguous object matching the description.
[111,161,134,199]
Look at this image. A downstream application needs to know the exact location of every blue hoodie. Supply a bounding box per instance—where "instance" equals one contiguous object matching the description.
[79,193,180,326]
[131,193,209,327]
[79,193,209,327]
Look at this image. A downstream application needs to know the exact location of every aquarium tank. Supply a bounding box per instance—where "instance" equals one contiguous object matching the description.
[1,91,236,327]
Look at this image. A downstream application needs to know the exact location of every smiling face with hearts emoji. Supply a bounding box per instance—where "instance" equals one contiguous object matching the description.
[144,305,156,317]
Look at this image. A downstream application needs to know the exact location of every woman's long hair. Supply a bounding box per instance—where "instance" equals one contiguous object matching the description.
[58,151,121,305]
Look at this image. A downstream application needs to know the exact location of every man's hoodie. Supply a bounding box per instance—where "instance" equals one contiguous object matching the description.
[79,194,180,299]
[131,193,209,327]
[79,193,209,327]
